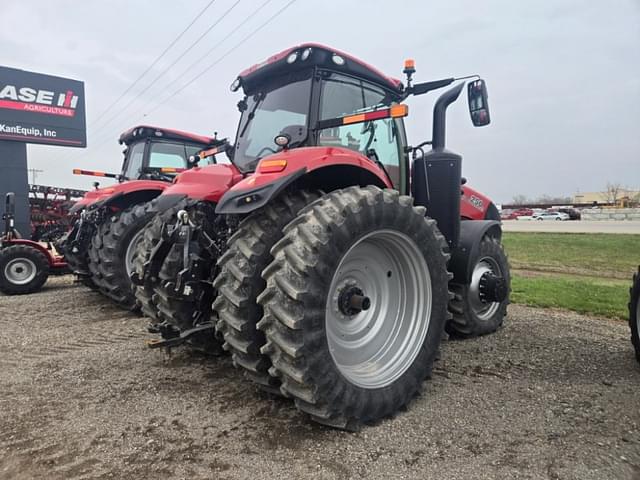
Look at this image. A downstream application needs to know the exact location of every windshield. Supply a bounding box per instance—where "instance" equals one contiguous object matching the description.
[233,76,311,172]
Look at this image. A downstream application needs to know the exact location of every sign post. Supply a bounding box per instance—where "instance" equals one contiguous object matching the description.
[0,66,86,238]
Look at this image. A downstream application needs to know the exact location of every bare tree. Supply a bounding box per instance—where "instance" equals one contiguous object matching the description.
[511,194,529,205]
[603,182,622,204]
[535,194,572,205]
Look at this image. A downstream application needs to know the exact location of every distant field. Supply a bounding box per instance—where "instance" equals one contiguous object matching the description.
[502,232,639,319]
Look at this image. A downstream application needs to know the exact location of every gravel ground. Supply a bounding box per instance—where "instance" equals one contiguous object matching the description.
[0,276,638,480]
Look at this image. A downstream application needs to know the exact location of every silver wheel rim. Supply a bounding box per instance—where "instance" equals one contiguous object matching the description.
[468,256,502,321]
[125,229,145,278]
[325,229,432,389]
[4,258,37,285]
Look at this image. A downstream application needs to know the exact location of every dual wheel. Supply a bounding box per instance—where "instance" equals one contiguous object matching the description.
[87,201,159,309]
[214,186,453,429]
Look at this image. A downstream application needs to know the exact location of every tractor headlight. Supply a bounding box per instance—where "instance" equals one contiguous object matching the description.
[286,52,298,64]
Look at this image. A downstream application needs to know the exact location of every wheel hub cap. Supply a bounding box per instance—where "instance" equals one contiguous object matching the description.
[469,257,503,321]
[4,258,37,285]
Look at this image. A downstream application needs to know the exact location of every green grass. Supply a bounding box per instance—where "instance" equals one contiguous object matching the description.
[502,232,638,319]
[503,232,640,279]
[510,274,630,319]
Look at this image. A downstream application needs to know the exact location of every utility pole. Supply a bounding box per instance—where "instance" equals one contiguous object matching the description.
[28,168,43,184]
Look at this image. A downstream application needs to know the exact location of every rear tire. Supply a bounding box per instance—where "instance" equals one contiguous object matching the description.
[257,186,451,429]
[88,202,158,309]
[213,190,320,393]
[630,266,640,363]
[132,198,189,321]
[446,236,510,338]
[0,245,49,295]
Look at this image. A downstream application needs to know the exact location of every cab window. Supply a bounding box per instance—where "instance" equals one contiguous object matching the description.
[123,141,145,179]
[148,142,187,169]
[318,73,403,190]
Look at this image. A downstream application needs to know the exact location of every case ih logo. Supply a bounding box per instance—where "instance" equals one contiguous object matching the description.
[0,84,79,117]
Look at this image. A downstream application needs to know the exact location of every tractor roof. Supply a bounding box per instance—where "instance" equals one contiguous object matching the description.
[118,125,218,146]
[236,43,403,95]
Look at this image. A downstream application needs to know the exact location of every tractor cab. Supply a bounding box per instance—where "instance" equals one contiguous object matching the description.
[221,43,491,233]
[72,126,227,188]
[118,125,226,182]
[230,44,409,192]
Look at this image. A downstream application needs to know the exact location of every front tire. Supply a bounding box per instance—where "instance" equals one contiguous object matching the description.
[0,245,49,295]
[257,186,451,429]
[446,236,510,338]
[630,266,640,363]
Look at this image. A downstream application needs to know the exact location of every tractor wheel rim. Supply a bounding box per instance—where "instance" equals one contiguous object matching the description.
[4,258,37,285]
[469,256,502,321]
[125,229,145,278]
[325,229,431,389]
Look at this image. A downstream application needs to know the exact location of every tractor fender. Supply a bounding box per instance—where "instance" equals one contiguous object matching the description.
[5,239,65,268]
[215,146,391,215]
[449,220,502,284]
[71,180,168,214]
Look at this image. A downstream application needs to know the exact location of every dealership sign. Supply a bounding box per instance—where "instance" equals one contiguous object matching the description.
[0,66,86,147]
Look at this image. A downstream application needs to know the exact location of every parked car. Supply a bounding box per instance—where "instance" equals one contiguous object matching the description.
[503,208,534,220]
[557,208,581,220]
[533,211,570,221]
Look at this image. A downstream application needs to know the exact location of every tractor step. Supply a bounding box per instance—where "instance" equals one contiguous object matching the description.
[146,322,216,349]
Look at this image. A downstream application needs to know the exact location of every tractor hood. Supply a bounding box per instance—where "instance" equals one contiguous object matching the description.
[157,163,243,204]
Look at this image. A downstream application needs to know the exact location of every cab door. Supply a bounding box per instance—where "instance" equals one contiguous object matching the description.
[316,71,407,193]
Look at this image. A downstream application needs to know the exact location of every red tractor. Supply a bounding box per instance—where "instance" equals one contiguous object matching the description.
[136,43,510,430]
[0,193,68,294]
[57,125,226,309]
[213,44,509,428]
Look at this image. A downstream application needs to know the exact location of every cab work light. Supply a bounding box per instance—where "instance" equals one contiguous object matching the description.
[258,159,287,173]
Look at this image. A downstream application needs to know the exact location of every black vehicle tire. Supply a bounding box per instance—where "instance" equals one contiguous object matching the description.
[57,226,97,290]
[132,198,190,321]
[154,243,224,355]
[0,244,49,295]
[446,236,511,338]
[88,201,158,309]
[630,266,640,363]
[257,186,451,429]
[213,190,320,394]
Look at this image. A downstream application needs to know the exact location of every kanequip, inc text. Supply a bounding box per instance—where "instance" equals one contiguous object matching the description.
[0,124,57,137]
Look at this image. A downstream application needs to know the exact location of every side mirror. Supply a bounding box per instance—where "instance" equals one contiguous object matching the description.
[468,79,490,127]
